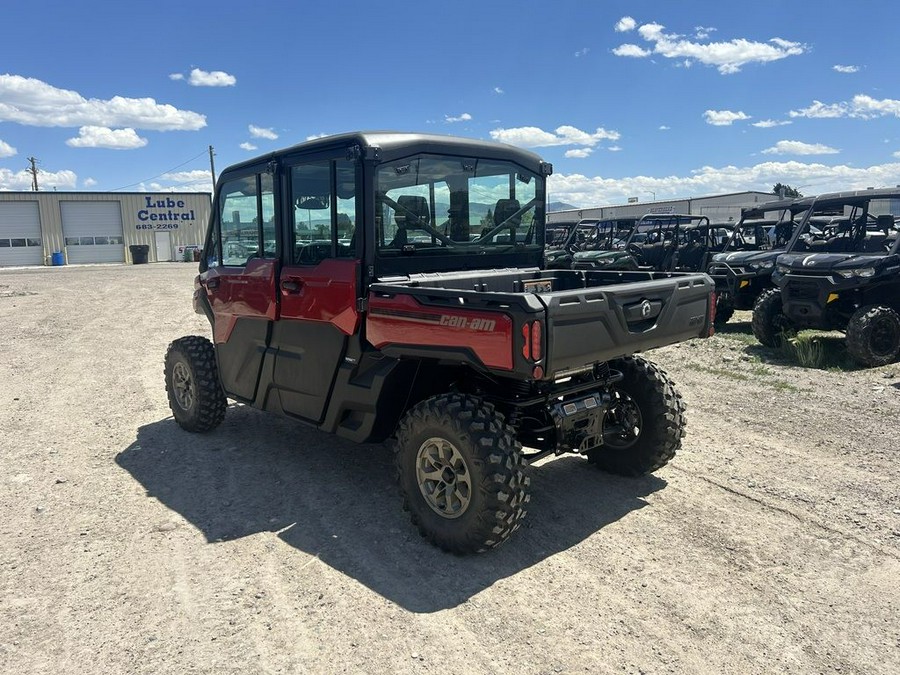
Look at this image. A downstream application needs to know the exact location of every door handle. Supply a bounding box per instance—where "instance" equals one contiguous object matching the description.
[281,279,303,293]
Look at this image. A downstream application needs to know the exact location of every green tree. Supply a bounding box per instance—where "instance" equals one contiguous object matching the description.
[480,208,494,228]
[773,183,803,198]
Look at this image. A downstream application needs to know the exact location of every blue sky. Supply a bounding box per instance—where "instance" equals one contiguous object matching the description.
[1,0,898,207]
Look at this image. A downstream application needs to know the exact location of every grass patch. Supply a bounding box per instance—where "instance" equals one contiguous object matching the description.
[777,331,856,371]
[693,363,802,393]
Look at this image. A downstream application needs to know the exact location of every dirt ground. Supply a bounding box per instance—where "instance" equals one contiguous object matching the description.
[1,263,898,675]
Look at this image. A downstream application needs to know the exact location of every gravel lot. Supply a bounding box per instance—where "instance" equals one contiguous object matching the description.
[2,263,899,674]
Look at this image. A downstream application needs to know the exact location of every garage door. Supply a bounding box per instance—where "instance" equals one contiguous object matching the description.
[62,202,125,264]
[0,202,43,267]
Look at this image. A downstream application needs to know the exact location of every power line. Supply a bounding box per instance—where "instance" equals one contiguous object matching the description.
[108,149,210,192]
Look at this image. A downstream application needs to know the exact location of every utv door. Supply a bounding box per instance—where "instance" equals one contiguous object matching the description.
[270,158,361,423]
[200,170,278,402]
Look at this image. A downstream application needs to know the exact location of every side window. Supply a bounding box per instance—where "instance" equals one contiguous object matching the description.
[220,175,260,267]
[217,172,277,267]
[260,173,276,258]
[291,159,360,264]
[335,160,357,258]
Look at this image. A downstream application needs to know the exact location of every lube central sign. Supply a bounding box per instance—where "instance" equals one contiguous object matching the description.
[136,196,197,230]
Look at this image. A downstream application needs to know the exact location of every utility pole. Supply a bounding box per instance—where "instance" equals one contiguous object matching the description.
[27,157,39,191]
[208,145,217,192]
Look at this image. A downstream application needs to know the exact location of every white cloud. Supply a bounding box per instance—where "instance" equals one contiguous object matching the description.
[0,139,16,158]
[0,167,77,191]
[613,20,806,74]
[790,95,900,120]
[752,119,792,128]
[789,100,848,119]
[565,148,593,158]
[445,113,472,123]
[694,26,717,40]
[141,180,211,193]
[575,48,590,57]
[305,133,329,141]
[762,140,840,155]
[659,125,670,131]
[615,16,636,32]
[547,160,900,207]
[894,151,900,159]
[704,109,751,126]
[608,146,622,152]
[0,74,206,131]
[490,125,620,147]
[187,68,236,87]
[83,177,97,187]
[162,170,212,183]
[851,94,900,119]
[249,124,278,140]
[65,126,148,149]
[833,65,859,73]
[612,44,651,58]
[168,73,184,81]
[494,87,504,94]
[240,142,257,151]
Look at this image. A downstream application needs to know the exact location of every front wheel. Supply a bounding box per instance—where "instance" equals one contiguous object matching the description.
[587,356,685,476]
[845,305,900,367]
[394,394,530,554]
[752,288,794,348]
[164,336,227,432]
[715,293,735,327]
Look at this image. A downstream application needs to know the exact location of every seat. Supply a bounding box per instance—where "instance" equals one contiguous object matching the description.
[390,195,430,248]
[493,199,521,228]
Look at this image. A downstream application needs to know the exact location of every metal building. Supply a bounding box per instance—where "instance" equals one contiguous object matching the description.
[0,192,211,267]
[547,191,777,226]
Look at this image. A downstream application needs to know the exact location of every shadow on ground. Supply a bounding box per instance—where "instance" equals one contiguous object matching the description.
[116,405,665,612]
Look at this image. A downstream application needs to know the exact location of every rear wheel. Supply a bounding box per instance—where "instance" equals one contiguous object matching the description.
[164,336,227,432]
[394,394,530,554]
[587,356,685,476]
[752,288,794,348]
[846,305,900,367]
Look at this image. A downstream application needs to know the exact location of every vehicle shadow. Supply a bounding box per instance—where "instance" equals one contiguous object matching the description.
[116,405,666,613]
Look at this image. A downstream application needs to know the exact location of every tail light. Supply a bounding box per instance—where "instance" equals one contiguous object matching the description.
[522,319,544,361]
[708,291,716,337]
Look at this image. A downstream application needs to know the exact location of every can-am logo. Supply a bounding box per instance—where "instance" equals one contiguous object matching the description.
[802,255,818,266]
[440,315,496,331]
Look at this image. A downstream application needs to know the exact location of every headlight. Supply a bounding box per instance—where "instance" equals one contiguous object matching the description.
[776,264,790,274]
[837,267,876,278]
[749,260,774,271]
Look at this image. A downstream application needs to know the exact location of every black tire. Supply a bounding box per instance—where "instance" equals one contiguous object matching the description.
[715,293,735,327]
[164,336,227,432]
[751,288,794,348]
[845,305,900,367]
[587,356,685,476]
[394,394,530,554]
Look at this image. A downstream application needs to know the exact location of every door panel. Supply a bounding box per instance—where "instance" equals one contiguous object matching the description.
[201,257,278,400]
[272,259,359,422]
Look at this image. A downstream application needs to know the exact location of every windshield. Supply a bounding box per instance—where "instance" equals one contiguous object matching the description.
[376,154,543,258]
[788,196,899,255]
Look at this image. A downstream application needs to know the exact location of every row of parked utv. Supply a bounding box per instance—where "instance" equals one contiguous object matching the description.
[545,187,900,367]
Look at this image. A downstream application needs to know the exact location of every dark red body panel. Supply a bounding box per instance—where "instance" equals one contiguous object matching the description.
[279,259,359,334]
[202,259,278,344]
[366,294,514,370]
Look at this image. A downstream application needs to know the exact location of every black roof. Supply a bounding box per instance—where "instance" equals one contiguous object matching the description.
[221,131,549,176]
[741,196,815,219]
[809,187,900,207]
